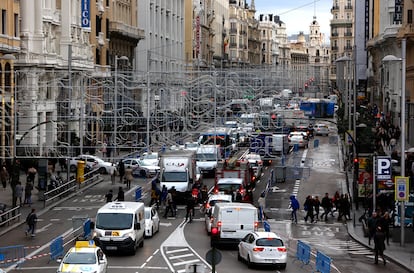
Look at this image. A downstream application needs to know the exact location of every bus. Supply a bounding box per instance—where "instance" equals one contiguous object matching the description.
[197,127,236,159]
[299,99,335,118]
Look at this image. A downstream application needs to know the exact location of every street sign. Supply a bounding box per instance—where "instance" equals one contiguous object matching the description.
[376,156,391,180]
[395,176,409,201]
[205,248,222,265]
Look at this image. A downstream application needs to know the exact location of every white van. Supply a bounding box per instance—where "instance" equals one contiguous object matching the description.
[93,202,145,254]
[210,202,258,247]
[196,145,221,176]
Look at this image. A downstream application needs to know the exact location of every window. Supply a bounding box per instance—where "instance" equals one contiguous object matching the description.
[408,10,413,24]
[1,10,6,35]
[14,13,18,37]
[96,15,101,36]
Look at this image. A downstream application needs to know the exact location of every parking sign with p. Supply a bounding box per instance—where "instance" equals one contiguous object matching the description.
[376,157,391,180]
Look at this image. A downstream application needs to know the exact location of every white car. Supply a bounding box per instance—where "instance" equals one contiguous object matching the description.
[144,206,160,238]
[68,156,99,173]
[238,231,287,269]
[141,152,160,166]
[76,155,112,174]
[314,123,330,136]
[204,194,232,234]
[184,142,199,151]
[57,241,107,273]
[121,158,160,177]
[288,132,309,148]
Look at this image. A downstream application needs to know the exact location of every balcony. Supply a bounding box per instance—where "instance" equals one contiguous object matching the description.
[344,32,353,37]
[332,32,339,37]
[230,28,237,34]
[344,45,353,51]
[331,46,338,51]
[397,24,414,39]
[109,21,145,43]
[330,19,352,27]
[344,5,353,10]
[331,5,339,13]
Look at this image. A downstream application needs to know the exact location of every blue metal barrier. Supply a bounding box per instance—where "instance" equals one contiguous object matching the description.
[294,240,311,268]
[83,219,92,239]
[314,139,319,148]
[293,144,299,153]
[314,250,332,273]
[263,221,270,232]
[135,186,142,201]
[0,245,25,267]
[50,236,64,261]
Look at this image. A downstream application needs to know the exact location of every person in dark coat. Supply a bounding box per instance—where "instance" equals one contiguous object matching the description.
[118,160,125,184]
[185,193,196,223]
[303,195,315,223]
[25,208,38,237]
[289,195,300,223]
[374,226,386,265]
[116,187,125,201]
[105,189,113,203]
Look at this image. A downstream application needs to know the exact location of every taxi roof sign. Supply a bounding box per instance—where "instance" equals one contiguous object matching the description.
[75,240,96,248]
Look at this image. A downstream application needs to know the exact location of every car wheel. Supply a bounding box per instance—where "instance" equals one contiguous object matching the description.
[140,170,146,177]
[139,239,144,248]
[237,251,242,261]
[99,167,107,174]
[150,227,154,237]
[280,263,287,270]
[247,255,253,268]
[70,165,77,172]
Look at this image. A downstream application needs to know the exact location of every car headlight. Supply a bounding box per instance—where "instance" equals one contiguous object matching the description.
[122,232,134,238]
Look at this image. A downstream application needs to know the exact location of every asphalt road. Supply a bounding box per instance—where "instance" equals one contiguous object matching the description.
[1,133,410,273]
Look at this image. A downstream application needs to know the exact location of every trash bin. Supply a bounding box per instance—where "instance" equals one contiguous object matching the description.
[274,166,286,183]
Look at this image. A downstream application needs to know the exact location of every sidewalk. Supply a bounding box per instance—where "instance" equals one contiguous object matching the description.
[0,171,103,237]
[347,208,414,272]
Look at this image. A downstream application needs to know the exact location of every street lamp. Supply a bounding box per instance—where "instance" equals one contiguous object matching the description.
[114,55,129,158]
[382,38,407,247]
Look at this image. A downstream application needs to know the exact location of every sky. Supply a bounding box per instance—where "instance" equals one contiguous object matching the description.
[254,0,332,37]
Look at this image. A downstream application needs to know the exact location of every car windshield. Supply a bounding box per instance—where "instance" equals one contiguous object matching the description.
[196,153,217,161]
[143,154,158,160]
[63,252,96,264]
[209,199,230,207]
[162,172,187,182]
[95,213,133,230]
[256,238,284,247]
[217,184,241,193]
[144,209,151,219]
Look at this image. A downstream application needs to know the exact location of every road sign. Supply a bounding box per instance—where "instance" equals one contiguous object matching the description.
[376,156,391,180]
[395,176,409,201]
[205,248,222,265]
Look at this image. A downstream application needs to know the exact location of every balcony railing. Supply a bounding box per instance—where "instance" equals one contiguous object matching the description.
[331,46,338,51]
[344,32,353,36]
[344,5,353,10]
[344,45,353,51]
[230,28,237,34]
[332,32,339,37]
[109,21,145,41]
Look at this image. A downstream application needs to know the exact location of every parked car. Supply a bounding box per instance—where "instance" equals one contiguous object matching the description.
[144,206,160,238]
[204,194,232,234]
[288,132,309,148]
[314,123,330,136]
[119,158,160,178]
[238,231,287,269]
[57,241,107,273]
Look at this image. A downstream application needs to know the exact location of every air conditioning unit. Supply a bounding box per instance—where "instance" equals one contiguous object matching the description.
[97,32,105,46]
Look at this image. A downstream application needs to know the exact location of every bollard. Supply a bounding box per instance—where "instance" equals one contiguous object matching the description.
[135,186,142,201]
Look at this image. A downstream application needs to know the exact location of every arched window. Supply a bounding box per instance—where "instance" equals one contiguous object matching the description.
[4,62,11,93]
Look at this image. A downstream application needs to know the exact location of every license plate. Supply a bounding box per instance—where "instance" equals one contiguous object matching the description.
[106,246,117,250]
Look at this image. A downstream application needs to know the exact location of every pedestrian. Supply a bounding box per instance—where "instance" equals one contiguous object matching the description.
[303,195,315,223]
[258,191,266,219]
[116,186,125,201]
[109,163,116,185]
[170,186,177,215]
[160,185,168,209]
[118,159,125,184]
[320,192,333,221]
[367,211,378,245]
[332,191,340,216]
[185,193,196,223]
[14,181,24,207]
[289,195,300,223]
[373,226,386,265]
[314,196,320,221]
[200,185,208,205]
[344,193,352,220]
[24,181,34,206]
[377,211,391,245]
[124,166,133,189]
[25,208,38,237]
[163,190,175,218]
[1,164,9,190]
[27,166,37,183]
[150,186,160,209]
[105,189,113,203]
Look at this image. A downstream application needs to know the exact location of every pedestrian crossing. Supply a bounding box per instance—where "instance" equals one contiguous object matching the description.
[301,237,373,256]
[164,246,207,273]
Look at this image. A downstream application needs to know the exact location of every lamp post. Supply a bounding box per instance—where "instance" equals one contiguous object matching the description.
[382,38,407,247]
[114,55,128,158]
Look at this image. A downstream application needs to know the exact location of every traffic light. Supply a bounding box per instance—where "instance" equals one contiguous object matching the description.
[353,158,359,178]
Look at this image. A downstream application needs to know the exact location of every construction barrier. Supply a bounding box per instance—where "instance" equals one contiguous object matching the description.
[0,245,25,267]
[49,236,64,261]
[314,250,332,273]
[294,240,311,268]
[82,219,92,239]
[135,186,142,201]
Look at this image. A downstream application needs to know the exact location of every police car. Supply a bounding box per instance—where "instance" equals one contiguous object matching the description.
[57,241,107,273]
